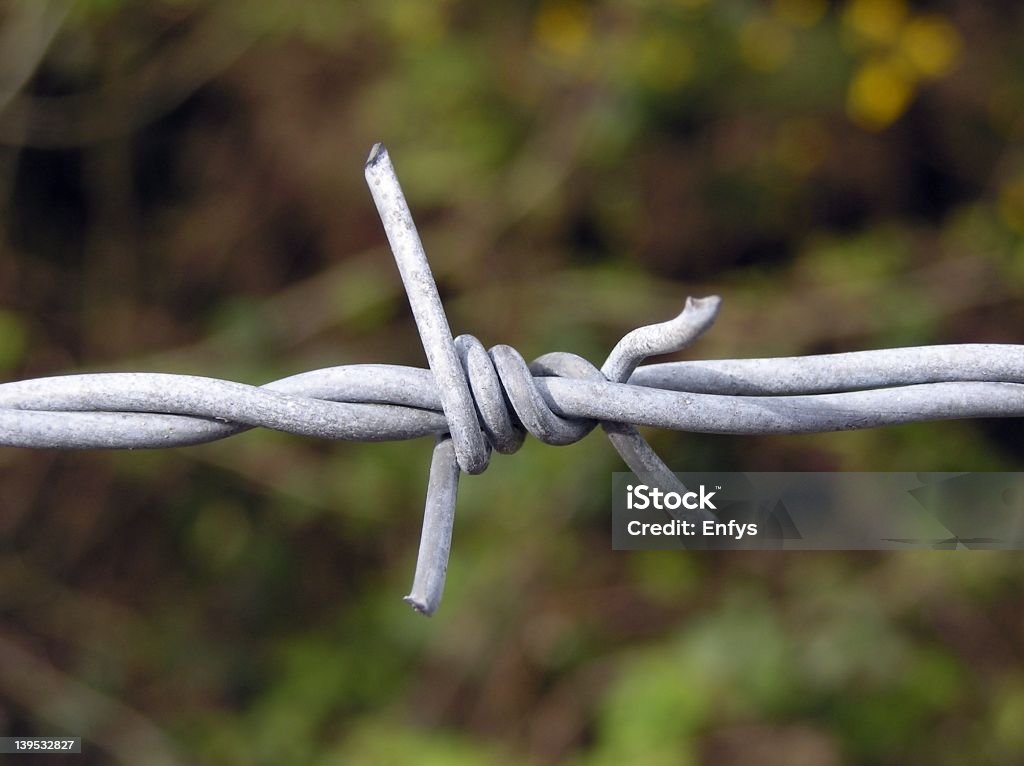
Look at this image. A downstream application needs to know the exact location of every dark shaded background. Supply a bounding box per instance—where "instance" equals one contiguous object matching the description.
[1,0,1023,763]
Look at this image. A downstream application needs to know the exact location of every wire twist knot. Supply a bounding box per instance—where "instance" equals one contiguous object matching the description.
[365,144,720,614]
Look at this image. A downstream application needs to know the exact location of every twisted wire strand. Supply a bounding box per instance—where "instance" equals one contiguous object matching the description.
[3,143,1024,615]
[630,344,1024,395]
[3,349,1023,448]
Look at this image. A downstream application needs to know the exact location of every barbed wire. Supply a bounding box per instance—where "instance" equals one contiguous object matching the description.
[3,144,1024,614]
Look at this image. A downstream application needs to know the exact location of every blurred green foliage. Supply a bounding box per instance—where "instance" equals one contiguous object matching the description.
[1,0,1024,764]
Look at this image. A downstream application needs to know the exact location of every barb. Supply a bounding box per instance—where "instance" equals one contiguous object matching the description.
[3,145,1024,614]
[365,144,489,476]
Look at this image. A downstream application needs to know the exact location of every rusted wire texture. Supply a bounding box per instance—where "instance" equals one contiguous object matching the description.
[2,144,1024,614]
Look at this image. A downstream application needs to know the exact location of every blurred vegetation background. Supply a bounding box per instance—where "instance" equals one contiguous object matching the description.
[1,0,1023,763]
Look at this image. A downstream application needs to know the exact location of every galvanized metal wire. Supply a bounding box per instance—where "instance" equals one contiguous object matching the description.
[3,144,1024,614]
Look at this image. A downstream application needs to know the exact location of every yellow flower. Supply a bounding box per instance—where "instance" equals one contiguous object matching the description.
[900,14,962,79]
[534,0,592,59]
[846,56,916,130]
[843,0,908,46]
